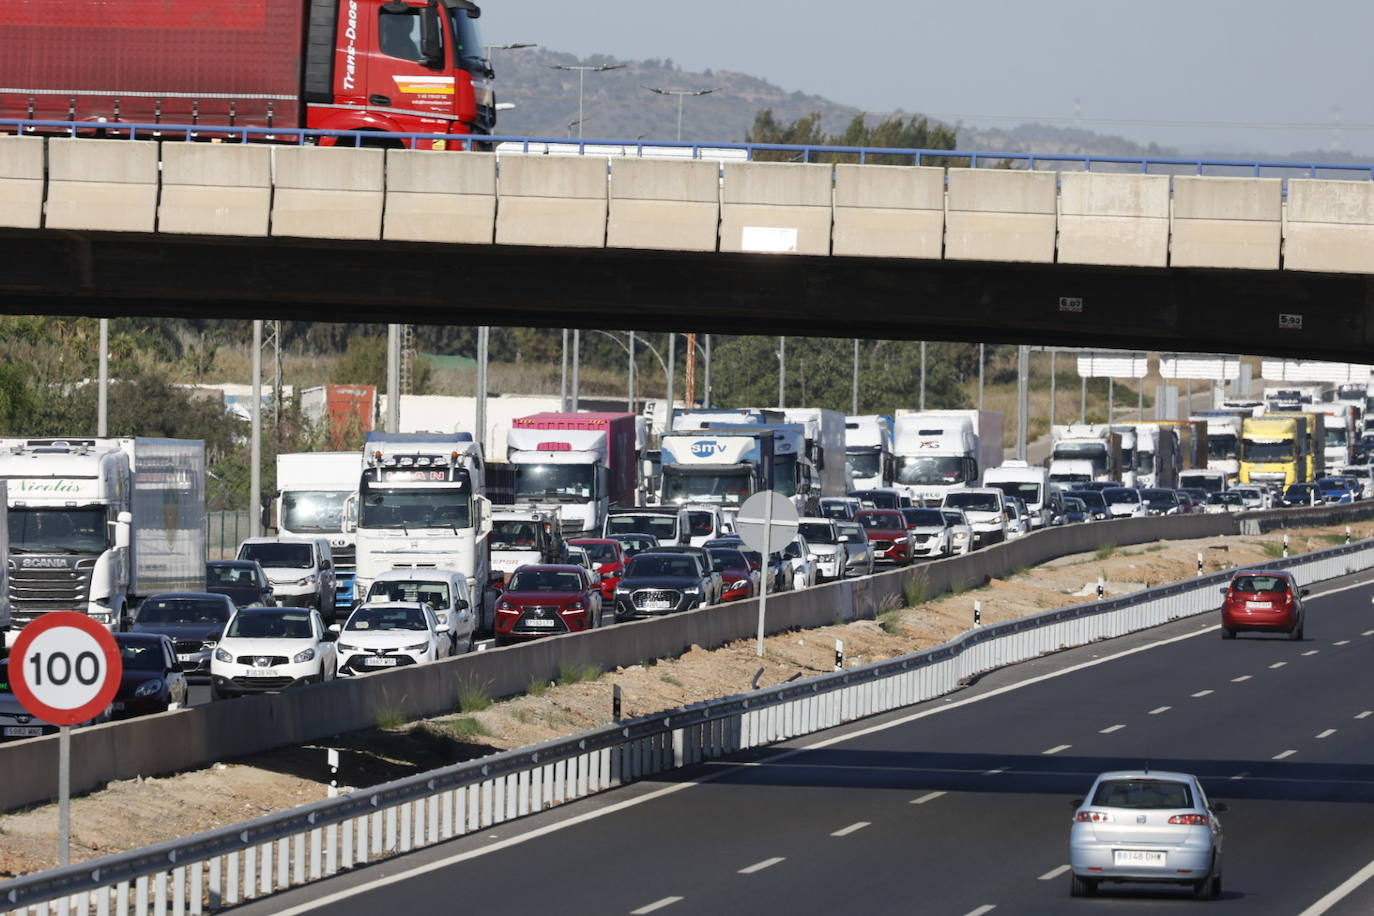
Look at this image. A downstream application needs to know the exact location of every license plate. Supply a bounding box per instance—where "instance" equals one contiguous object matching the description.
[645,601,671,610]
[3,726,42,737]
[1114,850,1166,868]
[362,657,398,667]
[177,654,196,663]
[1246,601,1272,609]
[247,668,278,678]
[523,619,556,628]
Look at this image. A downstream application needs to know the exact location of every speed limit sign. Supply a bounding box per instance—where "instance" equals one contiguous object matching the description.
[9,612,122,726]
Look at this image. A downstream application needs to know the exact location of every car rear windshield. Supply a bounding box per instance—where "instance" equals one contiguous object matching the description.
[1091,779,1194,809]
[138,597,231,625]
[119,641,167,671]
[508,570,584,592]
[208,565,258,587]
[944,492,999,512]
[1231,575,1289,593]
[367,580,451,608]
[856,511,904,529]
[903,509,945,526]
[570,541,617,562]
[1103,488,1140,504]
[709,549,749,571]
[347,606,429,631]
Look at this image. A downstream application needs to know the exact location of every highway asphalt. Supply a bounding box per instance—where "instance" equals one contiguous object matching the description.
[226,571,1374,915]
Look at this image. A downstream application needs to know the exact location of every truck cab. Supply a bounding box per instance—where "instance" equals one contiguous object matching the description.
[490,509,567,580]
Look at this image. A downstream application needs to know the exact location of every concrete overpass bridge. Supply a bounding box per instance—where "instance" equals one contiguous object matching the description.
[3,125,1374,359]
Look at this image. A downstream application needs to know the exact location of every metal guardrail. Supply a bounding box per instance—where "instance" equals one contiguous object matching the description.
[4,117,1374,181]
[3,537,1370,915]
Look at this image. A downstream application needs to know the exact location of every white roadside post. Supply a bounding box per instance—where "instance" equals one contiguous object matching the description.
[735,491,800,657]
[8,612,122,866]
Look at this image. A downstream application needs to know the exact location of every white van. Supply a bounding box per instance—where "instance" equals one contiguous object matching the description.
[983,461,1052,529]
[940,488,1007,548]
[237,536,336,621]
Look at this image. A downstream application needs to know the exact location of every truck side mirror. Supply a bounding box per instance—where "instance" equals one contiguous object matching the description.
[419,4,443,67]
[115,511,132,549]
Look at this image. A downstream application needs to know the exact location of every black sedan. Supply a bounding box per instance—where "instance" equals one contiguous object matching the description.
[130,593,235,677]
[207,560,276,608]
[113,633,189,718]
[614,553,714,620]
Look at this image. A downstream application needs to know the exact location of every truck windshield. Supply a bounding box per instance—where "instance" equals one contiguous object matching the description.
[662,469,751,505]
[1135,452,1155,474]
[448,7,485,74]
[491,520,542,551]
[1326,428,1348,447]
[1181,474,1223,494]
[1052,443,1108,477]
[1208,434,1238,461]
[771,456,799,497]
[240,543,313,569]
[359,479,471,529]
[844,449,881,479]
[281,490,349,534]
[607,514,678,541]
[987,481,1041,505]
[895,456,969,486]
[514,464,594,503]
[8,508,108,553]
[1241,439,1295,462]
[943,492,999,512]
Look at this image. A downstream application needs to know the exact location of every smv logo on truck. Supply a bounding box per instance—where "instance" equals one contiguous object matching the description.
[691,440,726,458]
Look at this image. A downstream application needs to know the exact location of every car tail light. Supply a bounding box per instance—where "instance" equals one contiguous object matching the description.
[1075,811,1114,823]
[1168,814,1209,826]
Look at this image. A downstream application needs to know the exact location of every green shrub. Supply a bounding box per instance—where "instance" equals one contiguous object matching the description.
[374,705,405,730]
[1260,541,1285,558]
[903,575,929,607]
[878,609,904,635]
[1094,543,1117,561]
[557,662,603,685]
[456,682,492,712]
[526,677,548,697]
[447,717,491,739]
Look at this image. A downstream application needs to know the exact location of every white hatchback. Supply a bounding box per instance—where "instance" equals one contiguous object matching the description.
[334,602,452,675]
[210,607,337,700]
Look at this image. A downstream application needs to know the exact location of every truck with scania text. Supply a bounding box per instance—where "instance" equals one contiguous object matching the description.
[274,451,360,611]
[0,438,206,633]
[892,411,1004,505]
[0,0,495,145]
[347,432,492,608]
[506,413,637,539]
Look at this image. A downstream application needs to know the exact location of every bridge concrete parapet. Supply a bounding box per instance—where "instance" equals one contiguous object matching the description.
[1282,178,1374,274]
[607,157,719,252]
[159,143,272,236]
[832,164,944,259]
[720,161,832,255]
[45,137,158,232]
[945,168,1057,263]
[1057,172,1169,267]
[1170,175,1281,269]
[496,154,609,248]
[0,136,43,229]
[270,145,385,240]
[384,149,496,245]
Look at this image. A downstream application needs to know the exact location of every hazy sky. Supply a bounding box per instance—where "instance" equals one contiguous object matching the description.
[490,0,1372,156]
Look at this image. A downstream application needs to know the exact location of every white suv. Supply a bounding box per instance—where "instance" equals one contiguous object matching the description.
[796,518,852,582]
[210,606,337,700]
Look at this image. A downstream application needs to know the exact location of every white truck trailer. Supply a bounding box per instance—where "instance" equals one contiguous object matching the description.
[893,410,1004,505]
[1049,425,1123,485]
[275,451,360,612]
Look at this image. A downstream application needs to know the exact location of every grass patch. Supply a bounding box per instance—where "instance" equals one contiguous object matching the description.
[508,708,535,725]
[1143,544,1165,553]
[374,705,406,731]
[525,677,548,697]
[878,609,904,635]
[1094,543,1117,561]
[1317,533,1349,546]
[456,682,492,713]
[660,674,684,688]
[1010,565,1029,578]
[557,662,603,686]
[1260,541,1285,559]
[903,575,929,607]
[446,717,491,739]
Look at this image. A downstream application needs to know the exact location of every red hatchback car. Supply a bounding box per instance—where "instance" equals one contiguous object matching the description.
[568,538,626,601]
[1219,570,1307,640]
[708,547,758,602]
[494,565,602,645]
[854,510,913,566]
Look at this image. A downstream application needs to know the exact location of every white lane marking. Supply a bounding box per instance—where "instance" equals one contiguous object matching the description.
[1270,662,1288,669]
[1357,711,1373,720]
[1149,705,1172,715]
[738,857,785,875]
[631,898,683,914]
[911,791,946,805]
[1191,689,1214,697]
[1299,853,1374,915]
[1230,771,1249,781]
[1334,640,1351,646]
[1363,629,1374,637]
[1038,864,1071,881]
[982,767,1008,776]
[1317,729,1337,739]
[963,906,997,916]
[1274,749,1297,760]
[266,616,1240,915]
[831,821,871,837]
[1043,745,1072,755]
[1099,724,1126,734]
[1302,650,1320,656]
[1231,675,1252,682]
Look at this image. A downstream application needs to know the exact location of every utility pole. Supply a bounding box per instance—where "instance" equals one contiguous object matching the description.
[978,343,985,412]
[386,324,401,433]
[627,331,636,413]
[919,341,927,411]
[550,63,625,139]
[1016,344,1030,461]
[685,332,697,407]
[250,320,263,538]
[703,334,712,409]
[1049,349,1057,427]
[97,318,108,437]
[475,327,489,455]
[778,337,786,409]
[851,339,860,415]
[571,329,581,411]
[665,333,676,413]
[560,329,569,410]
[644,86,721,141]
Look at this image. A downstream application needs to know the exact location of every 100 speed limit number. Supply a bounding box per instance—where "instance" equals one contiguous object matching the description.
[9,612,122,725]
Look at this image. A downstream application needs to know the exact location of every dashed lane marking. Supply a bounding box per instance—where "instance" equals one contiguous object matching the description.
[911,791,946,805]
[1357,711,1373,720]
[631,898,683,914]
[1317,729,1337,739]
[1274,750,1297,760]
[1192,690,1214,697]
[1302,650,1320,657]
[738,857,785,875]
[1334,640,1351,646]
[1231,675,1252,682]
[963,906,997,916]
[1270,662,1288,669]
[1099,724,1126,734]
[831,822,871,837]
[982,767,1008,776]
[1230,771,1249,781]
[1043,745,1072,755]
[1149,706,1171,715]
[1038,865,1071,881]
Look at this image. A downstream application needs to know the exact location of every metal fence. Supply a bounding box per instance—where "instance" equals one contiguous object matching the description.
[3,537,1370,916]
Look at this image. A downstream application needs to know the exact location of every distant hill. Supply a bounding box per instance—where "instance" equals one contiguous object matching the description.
[492,48,1369,163]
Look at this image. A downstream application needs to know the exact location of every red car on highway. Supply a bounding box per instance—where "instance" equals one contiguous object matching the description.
[494,565,602,645]
[707,547,758,601]
[854,509,913,566]
[1219,570,1307,640]
[568,538,627,601]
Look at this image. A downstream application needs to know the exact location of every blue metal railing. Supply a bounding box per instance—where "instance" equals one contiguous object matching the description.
[4,116,1374,182]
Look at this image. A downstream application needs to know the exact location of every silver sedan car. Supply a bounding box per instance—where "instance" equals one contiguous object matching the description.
[1069,770,1225,899]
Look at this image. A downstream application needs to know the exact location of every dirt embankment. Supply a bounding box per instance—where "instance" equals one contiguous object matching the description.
[2,522,1369,878]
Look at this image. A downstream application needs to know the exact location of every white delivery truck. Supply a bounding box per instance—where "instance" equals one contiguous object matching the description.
[844,415,894,490]
[275,451,360,612]
[1049,425,1123,485]
[1132,424,1181,488]
[983,461,1052,529]
[1191,412,1245,482]
[892,410,1004,505]
[0,437,206,632]
[781,408,849,499]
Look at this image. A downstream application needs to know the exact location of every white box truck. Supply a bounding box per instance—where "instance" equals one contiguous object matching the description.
[275,451,360,611]
[893,410,1004,505]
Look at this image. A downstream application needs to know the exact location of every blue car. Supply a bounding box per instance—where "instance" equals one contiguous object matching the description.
[1316,477,1359,504]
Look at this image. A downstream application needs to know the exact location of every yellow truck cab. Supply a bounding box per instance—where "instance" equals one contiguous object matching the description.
[1264,411,1324,482]
[1240,416,1305,487]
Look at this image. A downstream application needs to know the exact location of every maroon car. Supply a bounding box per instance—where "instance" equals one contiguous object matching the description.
[1219,570,1306,640]
[494,565,602,645]
[854,509,913,566]
[707,547,758,601]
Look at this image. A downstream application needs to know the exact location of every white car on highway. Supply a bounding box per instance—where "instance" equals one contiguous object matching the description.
[364,568,476,654]
[941,488,1008,548]
[901,507,954,558]
[210,607,338,700]
[782,535,818,589]
[938,508,975,555]
[333,602,453,675]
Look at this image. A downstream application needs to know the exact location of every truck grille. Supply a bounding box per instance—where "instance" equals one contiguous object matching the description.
[331,546,357,574]
[8,558,95,618]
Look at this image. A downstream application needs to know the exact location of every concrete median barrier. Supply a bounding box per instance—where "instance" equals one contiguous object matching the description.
[607,157,719,252]
[946,168,1057,263]
[270,146,385,240]
[1170,175,1281,269]
[495,154,608,248]
[1058,172,1169,267]
[0,136,44,229]
[719,161,832,255]
[159,143,272,236]
[44,138,158,232]
[832,164,944,259]
[383,149,497,244]
[1283,179,1374,274]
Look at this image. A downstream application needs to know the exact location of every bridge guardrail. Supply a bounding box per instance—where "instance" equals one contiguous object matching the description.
[1,525,1371,914]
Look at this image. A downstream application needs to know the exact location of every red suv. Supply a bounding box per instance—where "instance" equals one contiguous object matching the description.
[494,565,602,645]
[568,538,626,601]
[1219,570,1306,640]
[854,510,913,566]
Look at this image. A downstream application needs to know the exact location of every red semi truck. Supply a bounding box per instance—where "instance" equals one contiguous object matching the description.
[0,0,494,146]
[506,413,639,538]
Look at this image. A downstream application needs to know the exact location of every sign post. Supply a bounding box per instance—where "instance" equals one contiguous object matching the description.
[8,612,122,866]
[735,491,800,657]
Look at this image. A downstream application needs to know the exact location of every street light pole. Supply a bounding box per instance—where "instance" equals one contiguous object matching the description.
[551,64,625,139]
[628,330,636,412]
[571,329,581,411]
[644,86,721,142]
[778,337,786,409]
[919,341,927,411]
[852,339,859,415]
